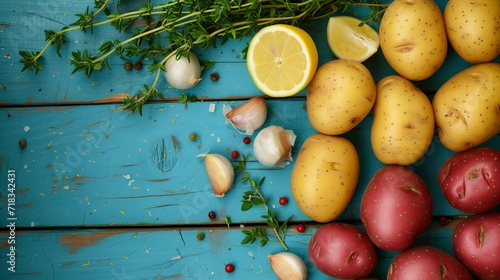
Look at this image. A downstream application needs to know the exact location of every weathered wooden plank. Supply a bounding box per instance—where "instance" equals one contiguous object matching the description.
[1,100,499,227]
[0,220,465,279]
[1,0,496,106]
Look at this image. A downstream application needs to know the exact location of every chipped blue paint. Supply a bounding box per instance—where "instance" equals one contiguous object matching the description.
[0,0,499,279]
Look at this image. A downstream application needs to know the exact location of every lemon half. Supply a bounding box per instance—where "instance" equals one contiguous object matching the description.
[247,24,318,97]
[327,16,379,62]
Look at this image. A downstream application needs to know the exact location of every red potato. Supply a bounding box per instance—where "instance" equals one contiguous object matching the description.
[360,165,432,251]
[453,212,500,280]
[438,147,500,213]
[387,246,473,280]
[308,223,377,279]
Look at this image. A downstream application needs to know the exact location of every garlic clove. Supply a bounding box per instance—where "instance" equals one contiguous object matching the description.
[268,252,307,280]
[253,125,294,167]
[223,96,267,135]
[197,153,234,197]
[164,51,203,90]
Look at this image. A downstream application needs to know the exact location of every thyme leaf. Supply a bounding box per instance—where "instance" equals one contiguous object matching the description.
[241,176,292,250]
[19,0,388,113]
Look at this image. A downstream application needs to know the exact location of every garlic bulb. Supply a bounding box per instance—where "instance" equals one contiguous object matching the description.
[254,125,296,167]
[197,152,234,197]
[268,252,307,280]
[223,96,267,135]
[164,51,203,89]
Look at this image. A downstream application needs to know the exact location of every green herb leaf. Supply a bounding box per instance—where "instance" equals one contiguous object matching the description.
[224,216,231,228]
[18,0,388,113]
[266,220,279,229]
[178,93,197,108]
[259,238,268,247]
[249,178,256,189]
[241,201,253,211]
[259,227,267,237]
[240,172,250,182]
[239,176,291,250]
[241,235,254,245]
[279,215,293,232]
[200,60,215,70]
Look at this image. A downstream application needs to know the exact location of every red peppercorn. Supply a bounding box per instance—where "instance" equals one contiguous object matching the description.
[210,73,219,82]
[208,211,216,220]
[231,151,239,159]
[296,223,306,233]
[278,197,288,205]
[243,137,251,145]
[438,216,450,226]
[225,263,235,273]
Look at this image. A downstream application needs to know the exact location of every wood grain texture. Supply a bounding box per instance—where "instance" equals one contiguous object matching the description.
[0,220,463,279]
[2,100,497,228]
[0,0,499,279]
[1,0,495,106]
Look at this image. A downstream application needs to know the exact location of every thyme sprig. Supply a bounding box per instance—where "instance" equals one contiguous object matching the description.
[241,177,292,250]
[19,0,388,114]
[177,93,197,109]
[234,154,291,250]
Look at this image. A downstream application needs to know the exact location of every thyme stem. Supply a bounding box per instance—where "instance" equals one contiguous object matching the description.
[253,186,288,250]
[241,177,291,250]
[19,0,389,114]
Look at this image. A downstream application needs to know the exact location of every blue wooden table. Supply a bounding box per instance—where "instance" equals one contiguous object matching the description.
[0,0,499,279]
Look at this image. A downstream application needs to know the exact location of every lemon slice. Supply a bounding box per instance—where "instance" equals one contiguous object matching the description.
[327,16,379,62]
[247,24,318,97]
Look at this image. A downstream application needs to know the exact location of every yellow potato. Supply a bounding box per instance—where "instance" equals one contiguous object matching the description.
[379,0,447,81]
[444,0,500,63]
[433,63,500,152]
[307,59,376,135]
[291,134,359,223]
[371,75,434,165]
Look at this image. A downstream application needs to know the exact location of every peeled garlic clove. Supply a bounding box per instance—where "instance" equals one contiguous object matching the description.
[197,153,234,197]
[268,252,307,280]
[253,125,295,167]
[164,51,203,89]
[223,96,267,135]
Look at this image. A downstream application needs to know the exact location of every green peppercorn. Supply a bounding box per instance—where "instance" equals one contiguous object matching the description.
[188,133,199,141]
[197,232,205,241]
[124,62,133,71]
[18,138,27,148]
[134,61,143,70]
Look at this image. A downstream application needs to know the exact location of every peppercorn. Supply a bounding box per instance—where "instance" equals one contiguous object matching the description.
[18,138,27,148]
[134,61,143,70]
[296,223,306,233]
[197,232,205,241]
[209,73,219,82]
[278,197,288,205]
[188,133,199,141]
[225,263,235,273]
[124,62,133,71]
[438,216,450,226]
[208,211,216,219]
[231,151,239,159]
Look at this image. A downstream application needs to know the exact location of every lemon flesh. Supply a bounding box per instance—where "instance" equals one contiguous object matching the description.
[247,24,318,97]
[327,16,379,62]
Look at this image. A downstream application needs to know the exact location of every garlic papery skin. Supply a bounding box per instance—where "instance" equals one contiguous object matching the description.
[223,96,267,135]
[268,252,307,280]
[197,153,234,197]
[253,126,296,167]
[164,51,203,89]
